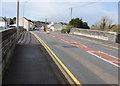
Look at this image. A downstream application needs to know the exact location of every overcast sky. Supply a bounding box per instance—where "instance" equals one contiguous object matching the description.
[0,0,119,26]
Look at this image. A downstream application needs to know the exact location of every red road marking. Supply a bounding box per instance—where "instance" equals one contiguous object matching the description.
[48,33,120,67]
[91,51,120,66]
[91,51,119,61]
[112,62,120,65]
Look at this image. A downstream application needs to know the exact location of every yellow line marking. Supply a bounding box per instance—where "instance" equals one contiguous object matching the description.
[34,35,74,85]
[30,31,82,86]
[42,43,75,85]
[69,34,119,50]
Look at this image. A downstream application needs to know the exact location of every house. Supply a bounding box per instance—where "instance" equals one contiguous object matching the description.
[48,22,67,32]
[0,16,8,30]
[30,21,35,30]
[19,17,34,31]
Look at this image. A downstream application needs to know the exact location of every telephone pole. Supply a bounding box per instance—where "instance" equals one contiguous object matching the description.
[16,0,19,38]
[44,19,47,32]
[70,7,72,20]
[23,3,25,28]
[23,1,28,28]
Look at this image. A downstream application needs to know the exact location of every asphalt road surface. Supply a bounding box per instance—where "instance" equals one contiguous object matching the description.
[33,30,119,86]
[2,31,68,84]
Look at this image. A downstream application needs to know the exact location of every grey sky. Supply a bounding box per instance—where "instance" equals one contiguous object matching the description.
[1,0,119,26]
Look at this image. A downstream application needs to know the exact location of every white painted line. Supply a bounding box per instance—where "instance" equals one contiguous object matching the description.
[86,51,96,53]
[111,61,120,63]
[87,51,120,67]
[72,42,77,43]
[98,51,119,60]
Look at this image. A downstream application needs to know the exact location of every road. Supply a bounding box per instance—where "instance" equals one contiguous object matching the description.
[3,32,68,84]
[32,30,119,85]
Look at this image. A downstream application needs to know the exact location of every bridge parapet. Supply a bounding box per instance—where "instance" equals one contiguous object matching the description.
[70,28,120,43]
[1,28,17,70]
[0,28,24,76]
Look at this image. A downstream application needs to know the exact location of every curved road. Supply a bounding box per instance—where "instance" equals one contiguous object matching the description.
[32,30,119,85]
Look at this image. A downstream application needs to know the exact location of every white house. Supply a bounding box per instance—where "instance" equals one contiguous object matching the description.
[47,22,54,31]
[0,16,8,30]
[30,21,35,30]
[48,22,67,32]
[19,17,34,31]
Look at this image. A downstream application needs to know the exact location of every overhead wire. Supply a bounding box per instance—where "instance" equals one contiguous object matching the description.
[46,1,99,22]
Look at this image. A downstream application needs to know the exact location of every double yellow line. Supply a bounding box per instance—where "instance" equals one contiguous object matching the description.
[30,32,82,86]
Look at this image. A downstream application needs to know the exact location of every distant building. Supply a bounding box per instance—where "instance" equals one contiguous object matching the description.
[19,17,34,31]
[0,16,9,29]
[48,22,67,31]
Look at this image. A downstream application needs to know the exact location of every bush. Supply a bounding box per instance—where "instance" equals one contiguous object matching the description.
[61,25,72,34]
[110,25,120,33]
[61,29,67,33]
[66,25,72,33]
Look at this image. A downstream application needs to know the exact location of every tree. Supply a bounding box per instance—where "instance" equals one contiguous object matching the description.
[13,17,16,20]
[9,18,14,25]
[92,16,114,31]
[83,22,90,29]
[100,18,106,30]
[69,18,89,29]
[101,16,114,30]
[12,17,16,24]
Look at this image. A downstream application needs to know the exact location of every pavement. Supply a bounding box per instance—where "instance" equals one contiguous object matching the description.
[2,31,68,85]
[32,30,119,86]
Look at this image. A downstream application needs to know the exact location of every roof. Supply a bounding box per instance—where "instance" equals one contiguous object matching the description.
[23,17,32,22]
[0,16,7,22]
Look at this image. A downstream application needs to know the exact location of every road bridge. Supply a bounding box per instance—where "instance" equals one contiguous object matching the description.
[1,29,119,86]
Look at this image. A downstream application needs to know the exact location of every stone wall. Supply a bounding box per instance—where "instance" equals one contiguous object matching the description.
[1,27,24,81]
[70,28,119,43]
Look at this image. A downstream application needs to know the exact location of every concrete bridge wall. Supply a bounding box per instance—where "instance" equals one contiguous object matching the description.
[70,28,120,43]
[0,27,24,81]
[1,28,17,73]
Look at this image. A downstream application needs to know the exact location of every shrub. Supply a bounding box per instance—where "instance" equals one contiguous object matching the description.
[61,25,72,34]
[61,29,67,33]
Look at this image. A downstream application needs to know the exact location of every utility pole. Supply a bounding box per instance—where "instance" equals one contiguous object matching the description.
[44,19,47,32]
[23,3,25,28]
[23,1,28,29]
[70,7,72,20]
[16,0,19,38]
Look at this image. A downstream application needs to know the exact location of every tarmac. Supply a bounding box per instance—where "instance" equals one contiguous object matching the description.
[2,31,68,85]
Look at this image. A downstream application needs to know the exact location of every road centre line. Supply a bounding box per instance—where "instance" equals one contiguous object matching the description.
[30,32,82,85]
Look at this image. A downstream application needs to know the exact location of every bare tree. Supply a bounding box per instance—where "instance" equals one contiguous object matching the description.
[91,16,114,31]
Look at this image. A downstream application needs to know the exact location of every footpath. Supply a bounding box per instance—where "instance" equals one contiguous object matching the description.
[2,31,68,85]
